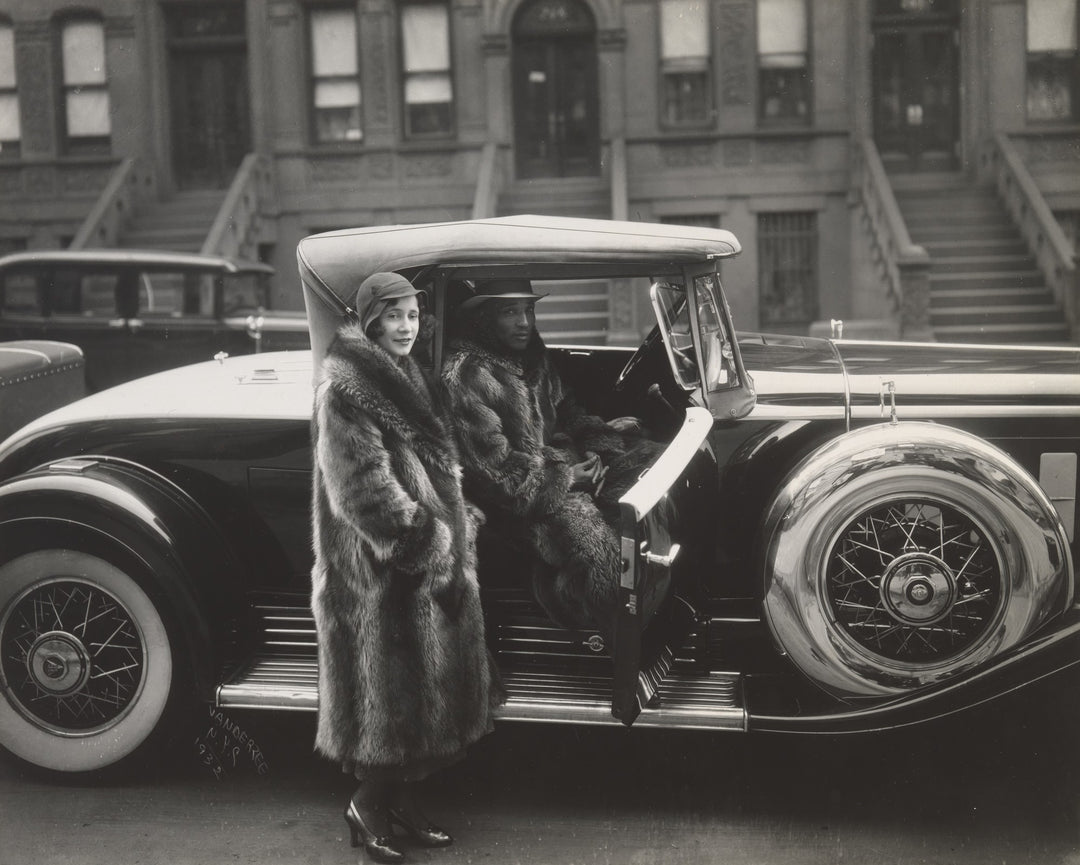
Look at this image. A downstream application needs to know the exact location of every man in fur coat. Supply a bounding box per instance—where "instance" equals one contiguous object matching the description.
[311,272,501,860]
[441,278,651,641]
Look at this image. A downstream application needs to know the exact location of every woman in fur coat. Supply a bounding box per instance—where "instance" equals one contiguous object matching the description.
[441,278,658,641]
[311,271,501,864]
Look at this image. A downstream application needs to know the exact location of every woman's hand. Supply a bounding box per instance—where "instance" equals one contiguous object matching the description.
[570,451,603,491]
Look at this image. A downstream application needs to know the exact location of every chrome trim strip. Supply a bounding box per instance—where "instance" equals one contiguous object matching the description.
[619,406,712,522]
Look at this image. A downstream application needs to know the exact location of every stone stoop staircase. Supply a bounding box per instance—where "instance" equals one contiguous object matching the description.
[893,173,1070,344]
[119,189,226,253]
[498,178,614,343]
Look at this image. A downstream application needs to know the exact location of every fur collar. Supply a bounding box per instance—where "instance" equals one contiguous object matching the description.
[446,337,526,378]
[323,323,455,463]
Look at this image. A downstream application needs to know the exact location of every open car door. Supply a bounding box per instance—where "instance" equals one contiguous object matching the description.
[612,404,715,724]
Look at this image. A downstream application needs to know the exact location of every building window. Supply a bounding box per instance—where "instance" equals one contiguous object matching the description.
[758,212,817,329]
[757,0,810,124]
[660,0,712,127]
[309,7,362,143]
[400,1,453,137]
[0,18,18,159]
[1027,0,1078,121]
[59,16,111,154]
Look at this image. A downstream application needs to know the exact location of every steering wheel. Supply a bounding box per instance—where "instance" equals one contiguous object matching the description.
[614,327,659,391]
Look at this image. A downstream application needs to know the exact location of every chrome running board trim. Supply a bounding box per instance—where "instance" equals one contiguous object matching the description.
[217,656,746,730]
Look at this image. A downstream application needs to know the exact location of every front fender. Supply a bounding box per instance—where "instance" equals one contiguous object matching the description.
[0,456,245,700]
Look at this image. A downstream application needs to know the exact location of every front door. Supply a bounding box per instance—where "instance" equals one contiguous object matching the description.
[611,405,715,724]
[166,2,251,189]
[872,2,959,171]
[512,0,600,179]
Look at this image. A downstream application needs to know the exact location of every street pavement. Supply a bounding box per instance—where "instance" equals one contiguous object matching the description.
[2,673,1080,865]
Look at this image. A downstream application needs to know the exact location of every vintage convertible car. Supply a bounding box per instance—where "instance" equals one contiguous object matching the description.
[0,215,1078,776]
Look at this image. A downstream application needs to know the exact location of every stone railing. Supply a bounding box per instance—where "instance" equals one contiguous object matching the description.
[852,136,933,341]
[609,136,628,221]
[471,142,499,220]
[202,153,275,260]
[69,157,156,249]
[980,132,1078,340]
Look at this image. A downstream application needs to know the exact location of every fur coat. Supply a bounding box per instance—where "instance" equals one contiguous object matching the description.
[310,323,500,771]
[441,336,630,636]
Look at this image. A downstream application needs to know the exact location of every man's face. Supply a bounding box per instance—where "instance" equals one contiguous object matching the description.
[490,298,536,353]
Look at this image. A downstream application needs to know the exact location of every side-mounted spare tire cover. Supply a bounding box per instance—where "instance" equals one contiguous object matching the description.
[761,421,1073,699]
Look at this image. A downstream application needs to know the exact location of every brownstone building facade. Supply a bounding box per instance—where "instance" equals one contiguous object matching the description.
[0,0,1077,342]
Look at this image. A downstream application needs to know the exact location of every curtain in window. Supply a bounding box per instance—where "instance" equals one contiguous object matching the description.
[310,8,361,141]
[401,3,453,135]
[62,19,110,137]
[0,22,18,146]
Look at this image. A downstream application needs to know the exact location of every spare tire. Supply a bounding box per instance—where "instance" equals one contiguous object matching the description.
[761,421,1073,699]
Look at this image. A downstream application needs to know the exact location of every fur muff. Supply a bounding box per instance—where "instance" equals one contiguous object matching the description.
[441,336,624,636]
[310,322,501,771]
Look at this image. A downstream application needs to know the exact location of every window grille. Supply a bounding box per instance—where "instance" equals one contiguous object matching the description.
[758,211,818,328]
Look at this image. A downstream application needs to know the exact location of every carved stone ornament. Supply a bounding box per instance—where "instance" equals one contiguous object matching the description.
[402,153,454,177]
[759,139,811,164]
[724,139,752,166]
[309,159,361,186]
[662,143,717,168]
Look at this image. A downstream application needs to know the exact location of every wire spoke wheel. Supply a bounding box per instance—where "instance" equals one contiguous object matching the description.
[825,499,1002,663]
[0,549,174,774]
[1,579,146,733]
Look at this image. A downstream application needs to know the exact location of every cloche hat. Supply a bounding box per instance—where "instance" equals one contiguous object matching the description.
[354,272,425,331]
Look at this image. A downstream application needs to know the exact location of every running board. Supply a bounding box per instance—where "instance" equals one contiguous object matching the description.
[217,658,746,731]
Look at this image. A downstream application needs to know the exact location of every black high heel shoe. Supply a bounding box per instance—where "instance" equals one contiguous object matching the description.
[387,807,453,848]
[344,800,405,864]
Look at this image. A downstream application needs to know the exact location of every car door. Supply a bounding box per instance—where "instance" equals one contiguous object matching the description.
[610,264,751,724]
[611,403,716,724]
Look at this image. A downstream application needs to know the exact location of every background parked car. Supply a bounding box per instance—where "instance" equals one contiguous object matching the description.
[0,340,84,441]
[0,249,309,391]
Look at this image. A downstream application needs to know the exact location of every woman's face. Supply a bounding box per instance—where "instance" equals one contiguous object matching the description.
[374,296,420,357]
[490,299,536,353]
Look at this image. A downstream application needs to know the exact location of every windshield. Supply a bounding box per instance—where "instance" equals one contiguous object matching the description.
[651,273,739,393]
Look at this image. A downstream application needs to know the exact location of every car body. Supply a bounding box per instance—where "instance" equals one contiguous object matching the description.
[0,249,309,391]
[0,340,85,442]
[0,215,1078,776]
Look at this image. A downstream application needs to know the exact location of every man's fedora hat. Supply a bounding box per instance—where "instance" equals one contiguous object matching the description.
[459,277,547,311]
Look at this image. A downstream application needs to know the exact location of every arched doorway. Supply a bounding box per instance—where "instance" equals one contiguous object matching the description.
[511,0,600,179]
[871,0,960,172]
[165,1,252,189]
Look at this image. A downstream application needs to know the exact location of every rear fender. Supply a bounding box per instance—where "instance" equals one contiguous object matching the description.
[0,456,245,700]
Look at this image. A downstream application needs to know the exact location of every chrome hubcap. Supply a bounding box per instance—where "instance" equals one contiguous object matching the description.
[826,500,1002,663]
[1,580,145,732]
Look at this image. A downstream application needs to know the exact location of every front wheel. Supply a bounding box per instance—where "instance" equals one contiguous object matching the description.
[0,549,180,774]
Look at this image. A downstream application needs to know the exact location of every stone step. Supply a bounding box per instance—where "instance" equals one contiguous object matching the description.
[932,321,1072,344]
[931,285,1056,307]
[930,303,1065,326]
[929,269,1045,289]
[921,238,1029,258]
[929,254,1037,275]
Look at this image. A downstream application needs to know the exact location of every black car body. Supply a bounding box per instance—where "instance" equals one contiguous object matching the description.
[0,249,309,391]
[0,216,1077,775]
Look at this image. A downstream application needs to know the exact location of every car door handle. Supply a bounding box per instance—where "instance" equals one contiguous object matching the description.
[644,543,680,569]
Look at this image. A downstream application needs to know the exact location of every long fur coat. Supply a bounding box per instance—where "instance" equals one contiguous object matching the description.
[441,336,631,636]
[310,323,500,771]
